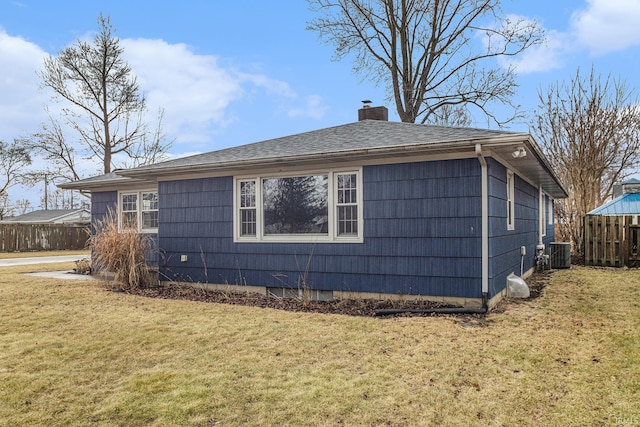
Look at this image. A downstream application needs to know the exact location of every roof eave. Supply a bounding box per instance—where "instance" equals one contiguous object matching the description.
[118,133,568,199]
[58,176,154,191]
[120,134,528,178]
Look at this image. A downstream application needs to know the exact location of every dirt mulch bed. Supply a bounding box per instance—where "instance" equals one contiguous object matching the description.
[116,270,553,318]
[128,285,461,317]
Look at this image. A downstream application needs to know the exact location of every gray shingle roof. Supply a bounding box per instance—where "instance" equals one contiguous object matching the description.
[2,209,89,223]
[126,120,518,173]
[59,119,567,198]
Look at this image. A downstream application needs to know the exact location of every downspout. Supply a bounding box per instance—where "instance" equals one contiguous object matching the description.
[475,144,489,311]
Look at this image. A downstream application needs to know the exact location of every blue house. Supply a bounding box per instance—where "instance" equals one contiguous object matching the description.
[61,106,567,309]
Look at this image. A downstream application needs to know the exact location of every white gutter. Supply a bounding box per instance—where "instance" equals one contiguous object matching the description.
[475,144,489,301]
[120,134,530,179]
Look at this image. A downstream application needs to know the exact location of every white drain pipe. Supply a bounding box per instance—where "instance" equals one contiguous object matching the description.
[475,144,489,308]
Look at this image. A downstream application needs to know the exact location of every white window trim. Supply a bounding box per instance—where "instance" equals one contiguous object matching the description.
[233,168,363,243]
[540,187,547,238]
[548,196,554,226]
[118,189,159,233]
[507,170,515,231]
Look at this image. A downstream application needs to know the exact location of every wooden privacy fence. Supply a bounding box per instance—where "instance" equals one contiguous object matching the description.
[0,223,90,252]
[584,215,640,267]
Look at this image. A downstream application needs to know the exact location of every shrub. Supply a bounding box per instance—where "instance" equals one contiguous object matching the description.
[89,208,155,290]
[73,258,92,275]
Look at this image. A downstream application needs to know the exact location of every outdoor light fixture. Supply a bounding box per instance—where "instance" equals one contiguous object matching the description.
[512,147,527,158]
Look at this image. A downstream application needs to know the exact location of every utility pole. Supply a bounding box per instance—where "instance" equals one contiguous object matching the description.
[43,173,48,210]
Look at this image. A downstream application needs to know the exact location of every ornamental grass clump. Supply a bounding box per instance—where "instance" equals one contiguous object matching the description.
[89,209,155,290]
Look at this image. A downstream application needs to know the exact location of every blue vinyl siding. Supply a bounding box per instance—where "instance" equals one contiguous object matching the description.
[488,160,548,296]
[157,159,484,299]
[90,190,159,265]
[91,191,117,234]
[90,158,550,301]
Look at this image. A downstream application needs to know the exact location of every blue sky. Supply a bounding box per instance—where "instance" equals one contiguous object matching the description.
[1,0,640,207]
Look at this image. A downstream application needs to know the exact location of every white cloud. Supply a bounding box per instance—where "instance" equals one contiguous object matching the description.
[0,28,329,206]
[482,14,572,74]
[499,27,571,74]
[237,72,297,98]
[120,38,328,145]
[0,21,338,207]
[0,28,49,141]
[495,1,640,74]
[121,39,244,144]
[571,0,640,54]
[287,95,327,119]
[0,29,327,149]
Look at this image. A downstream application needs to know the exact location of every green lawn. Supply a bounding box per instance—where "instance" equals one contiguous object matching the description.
[0,261,638,426]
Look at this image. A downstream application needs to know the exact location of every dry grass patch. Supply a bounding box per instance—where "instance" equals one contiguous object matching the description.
[0,264,638,426]
[89,210,155,290]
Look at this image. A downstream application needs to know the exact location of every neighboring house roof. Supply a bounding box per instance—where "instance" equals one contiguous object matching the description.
[588,193,640,215]
[60,119,568,198]
[1,209,90,224]
[622,178,640,194]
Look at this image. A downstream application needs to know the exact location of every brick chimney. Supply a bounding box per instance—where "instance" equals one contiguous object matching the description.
[358,104,388,121]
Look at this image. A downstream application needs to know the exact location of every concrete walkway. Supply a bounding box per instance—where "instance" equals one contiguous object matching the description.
[0,254,101,281]
[0,254,89,267]
[24,270,101,281]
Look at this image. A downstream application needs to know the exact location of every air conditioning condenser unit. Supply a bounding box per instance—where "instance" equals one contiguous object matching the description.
[550,242,571,269]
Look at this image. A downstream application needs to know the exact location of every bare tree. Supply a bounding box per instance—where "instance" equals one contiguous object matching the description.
[38,13,170,175]
[40,188,83,210]
[0,139,31,219]
[119,108,171,168]
[0,194,10,220]
[533,67,640,255]
[25,109,91,206]
[12,199,32,216]
[29,109,82,182]
[307,0,544,125]
[425,104,472,127]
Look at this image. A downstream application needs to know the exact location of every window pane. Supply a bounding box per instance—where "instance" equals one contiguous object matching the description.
[122,194,137,212]
[337,173,357,204]
[263,175,328,235]
[338,205,358,235]
[142,192,158,211]
[240,181,256,208]
[122,211,137,228]
[142,211,158,229]
[241,209,256,236]
[121,193,138,229]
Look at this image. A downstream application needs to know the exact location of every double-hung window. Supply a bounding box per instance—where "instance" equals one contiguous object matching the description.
[337,173,358,236]
[507,170,515,230]
[235,169,362,242]
[540,189,547,238]
[119,190,158,233]
[239,181,257,237]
